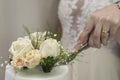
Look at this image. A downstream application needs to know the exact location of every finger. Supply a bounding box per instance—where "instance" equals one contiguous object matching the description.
[88,31,94,47]
[73,42,83,51]
[73,31,86,51]
[101,32,109,45]
[101,19,110,45]
[74,16,95,50]
[92,19,103,48]
[83,16,95,35]
[110,23,119,38]
[77,32,88,45]
[77,16,95,44]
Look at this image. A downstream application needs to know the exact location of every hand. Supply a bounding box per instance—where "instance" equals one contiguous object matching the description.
[74,4,120,50]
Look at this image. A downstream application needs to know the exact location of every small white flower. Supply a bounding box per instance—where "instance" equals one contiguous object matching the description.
[54,34,57,37]
[39,38,60,58]
[25,50,41,69]
[9,38,34,56]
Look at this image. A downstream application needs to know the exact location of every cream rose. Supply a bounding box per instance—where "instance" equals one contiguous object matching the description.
[11,56,26,69]
[9,38,34,56]
[25,50,41,68]
[39,38,60,58]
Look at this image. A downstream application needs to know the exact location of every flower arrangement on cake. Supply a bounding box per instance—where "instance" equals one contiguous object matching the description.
[9,26,83,73]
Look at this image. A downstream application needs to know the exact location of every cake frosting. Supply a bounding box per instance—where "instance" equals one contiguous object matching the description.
[5,65,70,80]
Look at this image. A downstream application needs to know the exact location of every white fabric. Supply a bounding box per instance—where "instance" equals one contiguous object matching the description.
[5,65,70,80]
[58,0,120,80]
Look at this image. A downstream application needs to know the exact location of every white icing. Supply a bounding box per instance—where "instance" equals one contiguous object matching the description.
[5,65,70,80]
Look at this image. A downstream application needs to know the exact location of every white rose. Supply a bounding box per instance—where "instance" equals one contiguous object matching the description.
[25,50,41,68]
[11,56,26,69]
[39,38,60,58]
[9,38,34,56]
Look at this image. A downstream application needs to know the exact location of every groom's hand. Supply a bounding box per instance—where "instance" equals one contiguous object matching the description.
[74,4,120,50]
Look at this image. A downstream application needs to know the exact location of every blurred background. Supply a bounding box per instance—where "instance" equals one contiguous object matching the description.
[0,0,59,80]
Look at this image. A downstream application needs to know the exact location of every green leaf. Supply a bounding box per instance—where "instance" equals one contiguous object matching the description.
[22,24,31,36]
[41,56,58,73]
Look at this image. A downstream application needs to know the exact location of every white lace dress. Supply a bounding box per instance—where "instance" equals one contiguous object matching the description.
[58,0,120,80]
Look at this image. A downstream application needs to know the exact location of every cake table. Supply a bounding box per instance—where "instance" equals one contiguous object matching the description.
[5,65,70,80]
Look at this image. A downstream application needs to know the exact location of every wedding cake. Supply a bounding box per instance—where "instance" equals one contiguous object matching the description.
[5,64,70,80]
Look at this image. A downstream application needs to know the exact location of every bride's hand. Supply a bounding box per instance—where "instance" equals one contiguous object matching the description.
[74,4,120,50]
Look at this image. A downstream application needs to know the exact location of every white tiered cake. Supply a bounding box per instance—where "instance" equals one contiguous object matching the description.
[5,65,70,80]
